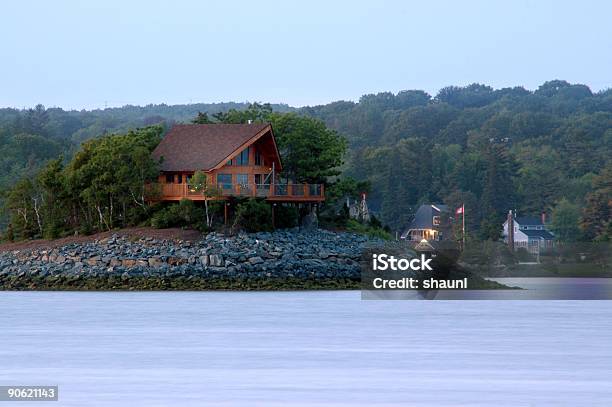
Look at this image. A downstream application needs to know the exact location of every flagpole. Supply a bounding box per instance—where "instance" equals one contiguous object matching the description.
[462,204,466,250]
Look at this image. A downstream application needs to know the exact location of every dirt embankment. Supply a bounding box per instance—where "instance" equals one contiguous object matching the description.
[0,227,203,253]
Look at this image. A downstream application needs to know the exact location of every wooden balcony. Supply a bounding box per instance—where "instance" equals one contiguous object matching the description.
[154,183,325,202]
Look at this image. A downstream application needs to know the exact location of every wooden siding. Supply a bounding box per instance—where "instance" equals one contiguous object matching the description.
[153,134,324,203]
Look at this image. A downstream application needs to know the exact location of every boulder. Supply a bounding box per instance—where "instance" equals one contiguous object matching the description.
[209,254,223,267]
[248,256,264,265]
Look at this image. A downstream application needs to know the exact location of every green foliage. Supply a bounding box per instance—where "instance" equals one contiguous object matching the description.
[213,102,274,124]
[232,199,273,233]
[1,80,611,243]
[150,199,206,230]
[580,164,612,241]
[191,105,348,186]
[551,198,581,242]
[191,111,214,124]
[65,125,163,230]
[270,113,347,184]
[345,219,392,240]
[188,170,222,229]
[3,125,163,238]
[5,178,38,240]
[3,223,14,242]
[325,177,371,202]
[274,204,299,229]
[303,82,611,238]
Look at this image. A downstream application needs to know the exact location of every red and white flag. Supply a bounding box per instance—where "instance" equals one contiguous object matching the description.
[456,205,464,215]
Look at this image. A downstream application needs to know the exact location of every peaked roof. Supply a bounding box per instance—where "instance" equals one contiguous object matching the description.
[503,216,544,226]
[152,123,275,172]
[515,216,543,226]
[401,204,449,238]
[521,229,555,239]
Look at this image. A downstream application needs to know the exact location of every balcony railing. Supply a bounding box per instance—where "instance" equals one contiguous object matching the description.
[156,183,324,201]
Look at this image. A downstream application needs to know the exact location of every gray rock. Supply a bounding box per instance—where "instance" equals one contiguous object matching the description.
[209,254,223,267]
[248,256,264,265]
[200,255,209,266]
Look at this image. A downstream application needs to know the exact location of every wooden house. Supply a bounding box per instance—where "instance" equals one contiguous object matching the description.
[151,123,324,202]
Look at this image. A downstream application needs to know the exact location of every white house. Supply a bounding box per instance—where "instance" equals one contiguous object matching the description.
[503,214,554,253]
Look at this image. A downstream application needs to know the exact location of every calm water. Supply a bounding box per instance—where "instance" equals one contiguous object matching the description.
[1,290,612,406]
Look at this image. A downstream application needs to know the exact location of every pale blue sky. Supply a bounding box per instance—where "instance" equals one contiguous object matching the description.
[1,0,610,110]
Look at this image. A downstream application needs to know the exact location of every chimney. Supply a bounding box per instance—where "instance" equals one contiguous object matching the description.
[507,210,514,252]
[541,212,546,225]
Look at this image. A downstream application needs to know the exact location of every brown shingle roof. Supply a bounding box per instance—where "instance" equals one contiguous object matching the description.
[152,123,271,172]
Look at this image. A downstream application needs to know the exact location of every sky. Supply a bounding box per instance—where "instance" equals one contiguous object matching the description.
[1,0,610,110]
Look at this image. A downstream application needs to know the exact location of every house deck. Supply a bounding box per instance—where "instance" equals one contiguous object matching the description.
[157,183,325,202]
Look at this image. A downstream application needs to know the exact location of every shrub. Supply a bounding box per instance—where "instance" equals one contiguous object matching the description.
[275,204,299,229]
[2,224,14,242]
[345,219,392,240]
[43,220,65,239]
[151,199,206,230]
[232,199,272,233]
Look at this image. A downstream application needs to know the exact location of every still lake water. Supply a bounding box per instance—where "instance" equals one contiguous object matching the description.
[1,289,612,406]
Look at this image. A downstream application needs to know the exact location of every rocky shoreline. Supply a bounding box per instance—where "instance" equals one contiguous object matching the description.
[0,229,376,290]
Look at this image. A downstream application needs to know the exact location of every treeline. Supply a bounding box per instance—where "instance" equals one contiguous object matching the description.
[0,102,292,229]
[0,80,610,242]
[0,105,349,240]
[3,127,163,240]
[303,80,611,241]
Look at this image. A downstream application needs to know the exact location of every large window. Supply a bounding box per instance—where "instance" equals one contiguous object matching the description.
[236,174,249,186]
[217,174,232,189]
[254,150,262,166]
[235,147,250,166]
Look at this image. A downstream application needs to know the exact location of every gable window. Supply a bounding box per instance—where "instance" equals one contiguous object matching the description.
[166,174,174,183]
[255,150,262,166]
[432,216,441,226]
[217,174,232,189]
[235,147,250,166]
[226,159,233,166]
